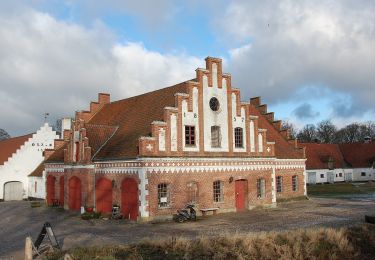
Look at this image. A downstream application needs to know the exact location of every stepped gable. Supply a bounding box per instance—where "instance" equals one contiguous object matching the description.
[300,143,345,169]
[339,141,375,168]
[0,134,32,166]
[89,82,189,160]
[29,162,44,177]
[248,99,304,159]
[85,124,118,158]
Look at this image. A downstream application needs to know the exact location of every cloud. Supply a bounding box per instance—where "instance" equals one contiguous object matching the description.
[218,0,375,118]
[293,103,320,119]
[0,8,200,136]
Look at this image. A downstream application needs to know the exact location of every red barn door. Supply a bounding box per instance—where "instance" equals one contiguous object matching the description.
[121,178,138,220]
[96,177,113,213]
[68,176,81,211]
[46,175,55,206]
[235,180,247,211]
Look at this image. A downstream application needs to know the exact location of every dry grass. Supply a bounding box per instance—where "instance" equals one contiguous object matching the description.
[307,181,375,196]
[46,224,375,260]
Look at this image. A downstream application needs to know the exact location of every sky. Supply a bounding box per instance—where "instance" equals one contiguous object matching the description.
[0,0,374,136]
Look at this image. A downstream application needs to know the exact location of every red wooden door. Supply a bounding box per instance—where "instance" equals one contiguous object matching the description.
[96,178,113,213]
[46,175,55,205]
[235,180,247,211]
[59,176,64,206]
[121,178,138,220]
[68,177,81,211]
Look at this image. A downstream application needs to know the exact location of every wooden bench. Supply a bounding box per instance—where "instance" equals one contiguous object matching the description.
[200,208,219,216]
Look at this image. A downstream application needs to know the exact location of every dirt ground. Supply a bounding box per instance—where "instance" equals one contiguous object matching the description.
[1,196,374,259]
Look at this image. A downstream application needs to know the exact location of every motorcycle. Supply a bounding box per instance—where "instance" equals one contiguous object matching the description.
[173,203,197,223]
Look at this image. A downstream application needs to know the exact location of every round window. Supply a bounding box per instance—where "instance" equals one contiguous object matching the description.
[209,97,220,111]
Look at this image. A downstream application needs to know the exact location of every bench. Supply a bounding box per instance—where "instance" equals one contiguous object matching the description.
[200,207,219,216]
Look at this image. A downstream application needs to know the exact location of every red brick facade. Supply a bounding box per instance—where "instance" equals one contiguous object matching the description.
[44,57,306,221]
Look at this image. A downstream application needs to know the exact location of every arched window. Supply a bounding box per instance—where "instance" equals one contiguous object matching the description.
[213,180,223,202]
[157,183,170,208]
[234,127,243,148]
[187,181,198,204]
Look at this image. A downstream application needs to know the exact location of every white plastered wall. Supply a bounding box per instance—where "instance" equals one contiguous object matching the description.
[306,168,353,184]
[28,171,46,199]
[0,123,58,200]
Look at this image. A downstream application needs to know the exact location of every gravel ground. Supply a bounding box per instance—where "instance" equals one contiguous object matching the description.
[0,196,374,259]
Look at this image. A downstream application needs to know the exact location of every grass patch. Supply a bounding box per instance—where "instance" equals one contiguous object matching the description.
[307,182,375,196]
[45,224,375,260]
[277,196,309,203]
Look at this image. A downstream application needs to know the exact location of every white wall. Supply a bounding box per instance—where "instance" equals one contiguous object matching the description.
[0,123,58,200]
[352,168,375,182]
[306,168,352,184]
[28,173,46,199]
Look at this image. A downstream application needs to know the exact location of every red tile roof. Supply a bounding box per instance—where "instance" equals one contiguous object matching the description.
[89,82,188,160]
[85,124,118,158]
[45,143,67,163]
[339,141,375,168]
[28,162,44,177]
[249,105,304,159]
[0,134,33,166]
[301,143,346,170]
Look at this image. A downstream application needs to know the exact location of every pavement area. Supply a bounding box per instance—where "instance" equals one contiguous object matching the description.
[1,196,374,259]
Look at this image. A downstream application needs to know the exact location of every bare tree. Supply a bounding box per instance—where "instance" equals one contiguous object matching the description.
[335,123,361,143]
[297,124,317,143]
[0,129,10,141]
[281,121,298,139]
[316,120,337,143]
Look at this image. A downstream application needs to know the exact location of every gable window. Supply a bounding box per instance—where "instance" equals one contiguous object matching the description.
[185,126,195,146]
[234,127,244,148]
[292,176,298,192]
[158,183,170,208]
[276,176,283,193]
[209,97,220,111]
[213,180,223,202]
[211,126,221,148]
[187,181,198,204]
[257,178,266,199]
[361,172,366,177]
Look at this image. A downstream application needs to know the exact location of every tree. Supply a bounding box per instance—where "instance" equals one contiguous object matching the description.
[297,124,317,143]
[281,121,298,139]
[335,123,361,143]
[316,120,337,143]
[0,129,10,141]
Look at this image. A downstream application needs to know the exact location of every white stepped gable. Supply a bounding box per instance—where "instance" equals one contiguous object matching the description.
[0,123,59,200]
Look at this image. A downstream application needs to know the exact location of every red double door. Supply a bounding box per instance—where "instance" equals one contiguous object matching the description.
[68,177,81,211]
[96,178,113,213]
[46,175,55,205]
[235,180,248,211]
[121,178,138,220]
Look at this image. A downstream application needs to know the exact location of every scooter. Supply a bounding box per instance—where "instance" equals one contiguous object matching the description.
[173,203,197,223]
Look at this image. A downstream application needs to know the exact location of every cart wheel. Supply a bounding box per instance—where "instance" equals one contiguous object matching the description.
[177,216,185,223]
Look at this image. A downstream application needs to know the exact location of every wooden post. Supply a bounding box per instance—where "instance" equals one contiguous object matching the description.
[24,236,33,260]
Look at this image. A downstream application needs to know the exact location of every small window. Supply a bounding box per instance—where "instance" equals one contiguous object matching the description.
[158,183,170,208]
[339,172,342,177]
[187,181,198,204]
[361,172,366,177]
[211,126,221,148]
[276,176,283,193]
[35,181,37,193]
[257,179,266,199]
[185,126,195,146]
[320,174,324,178]
[292,176,298,192]
[234,127,244,148]
[209,97,220,111]
[213,180,223,202]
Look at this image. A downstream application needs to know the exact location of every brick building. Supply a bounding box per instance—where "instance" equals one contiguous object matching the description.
[44,57,306,221]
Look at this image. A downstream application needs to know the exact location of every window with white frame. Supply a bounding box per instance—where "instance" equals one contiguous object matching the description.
[257,178,266,199]
[211,126,221,148]
[213,180,223,202]
[187,181,198,204]
[292,175,298,192]
[361,172,366,177]
[276,176,283,193]
[158,183,170,208]
[320,174,324,178]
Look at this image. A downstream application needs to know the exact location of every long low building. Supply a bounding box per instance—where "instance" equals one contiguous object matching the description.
[44,57,307,221]
[301,142,375,184]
